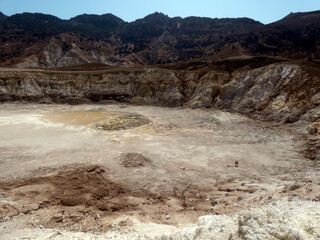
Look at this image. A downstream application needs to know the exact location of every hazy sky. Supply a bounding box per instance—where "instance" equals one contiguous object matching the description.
[1,0,320,24]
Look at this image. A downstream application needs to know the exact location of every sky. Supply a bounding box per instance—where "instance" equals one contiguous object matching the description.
[0,0,320,24]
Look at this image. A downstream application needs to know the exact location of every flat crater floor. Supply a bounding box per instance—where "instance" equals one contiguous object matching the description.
[0,103,319,237]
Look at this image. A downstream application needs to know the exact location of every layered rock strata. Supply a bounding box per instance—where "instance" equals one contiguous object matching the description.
[0,63,319,123]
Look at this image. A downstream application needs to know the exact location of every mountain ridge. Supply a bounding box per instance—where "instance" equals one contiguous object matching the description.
[1,10,320,68]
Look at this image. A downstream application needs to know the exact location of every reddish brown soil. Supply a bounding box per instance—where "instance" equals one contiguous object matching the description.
[0,164,319,233]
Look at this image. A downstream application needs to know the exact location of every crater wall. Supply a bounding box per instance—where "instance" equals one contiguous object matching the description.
[0,63,319,123]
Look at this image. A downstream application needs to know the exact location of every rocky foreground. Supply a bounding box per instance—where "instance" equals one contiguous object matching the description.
[2,200,320,239]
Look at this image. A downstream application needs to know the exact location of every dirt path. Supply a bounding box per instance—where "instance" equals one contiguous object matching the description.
[0,103,319,238]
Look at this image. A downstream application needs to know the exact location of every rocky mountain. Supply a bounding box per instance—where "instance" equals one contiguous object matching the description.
[0,11,7,21]
[1,11,320,68]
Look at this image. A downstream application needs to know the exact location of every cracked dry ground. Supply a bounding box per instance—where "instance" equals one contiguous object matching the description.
[0,103,319,236]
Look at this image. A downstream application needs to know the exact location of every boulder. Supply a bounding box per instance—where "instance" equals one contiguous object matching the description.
[307,122,320,135]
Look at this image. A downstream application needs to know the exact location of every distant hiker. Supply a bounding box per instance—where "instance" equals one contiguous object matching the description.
[235,160,239,168]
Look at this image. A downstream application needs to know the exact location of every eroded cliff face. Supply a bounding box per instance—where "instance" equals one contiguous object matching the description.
[216,64,320,122]
[0,68,229,107]
[0,63,319,123]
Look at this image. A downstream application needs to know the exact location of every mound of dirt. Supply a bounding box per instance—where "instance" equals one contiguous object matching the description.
[0,165,141,211]
[94,113,150,131]
[120,153,152,168]
[0,165,164,232]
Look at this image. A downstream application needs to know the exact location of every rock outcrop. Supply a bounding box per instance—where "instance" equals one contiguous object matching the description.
[308,122,320,135]
[160,200,320,240]
[0,61,319,123]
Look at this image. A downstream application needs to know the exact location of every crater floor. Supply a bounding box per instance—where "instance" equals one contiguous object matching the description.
[0,103,319,239]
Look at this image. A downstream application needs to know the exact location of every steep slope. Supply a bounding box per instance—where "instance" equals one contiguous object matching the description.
[252,11,320,59]
[0,11,7,21]
[271,10,320,31]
